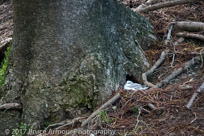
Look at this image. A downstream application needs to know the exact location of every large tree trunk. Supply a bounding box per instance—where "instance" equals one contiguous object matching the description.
[0,0,155,133]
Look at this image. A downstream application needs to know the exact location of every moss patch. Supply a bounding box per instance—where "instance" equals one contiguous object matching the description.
[0,46,10,87]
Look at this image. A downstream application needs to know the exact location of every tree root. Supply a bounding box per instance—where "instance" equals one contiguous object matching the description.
[176,32,204,41]
[186,81,204,109]
[173,21,204,31]
[156,56,201,87]
[142,51,166,88]
[173,37,185,46]
[134,0,154,12]
[0,103,21,110]
[81,93,120,127]
[137,0,198,13]
[45,116,85,131]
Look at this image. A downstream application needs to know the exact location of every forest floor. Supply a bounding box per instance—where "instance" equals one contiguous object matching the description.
[0,0,204,136]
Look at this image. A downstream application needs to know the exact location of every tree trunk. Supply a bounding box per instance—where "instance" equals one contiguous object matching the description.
[0,0,155,133]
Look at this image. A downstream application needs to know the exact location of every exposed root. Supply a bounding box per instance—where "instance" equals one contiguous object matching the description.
[142,51,166,88]
[136,0,198,13]
[173,37,185,46]
[81,93,120,127]
[173,21,204,31]
[0,103,21,110]
[176,32,204,41]
[186,80,204,109]
[156,56,201,87]
[134,0,154,12]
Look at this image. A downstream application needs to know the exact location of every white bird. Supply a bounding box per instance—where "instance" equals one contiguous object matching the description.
[124,80,148,91]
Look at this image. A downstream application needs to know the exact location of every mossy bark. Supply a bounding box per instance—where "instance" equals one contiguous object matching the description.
[0,0,155,134]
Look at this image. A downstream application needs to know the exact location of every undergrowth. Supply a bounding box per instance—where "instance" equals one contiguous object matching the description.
[0,46,10,87]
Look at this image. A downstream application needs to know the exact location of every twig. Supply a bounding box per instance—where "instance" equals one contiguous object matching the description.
[137,0,198,13]
[179,84,193,90]
[173,37,185,46]
[56,117,85,130]
[141,107,151,113]
[186,81,204,109]
[81,93,120,127]
[156,56,201,87]
[45,117,85,131]
[0,103,21,110]
[142,51,166,88]
[171,37,185,66]
[171,43,176,67]
[45,121,67,130]
[134,108,142,131]
[134,0,154,12]
[147,103,157,110]
[165,24,174,45]
[176,32,204,41]
[173,21,204,31]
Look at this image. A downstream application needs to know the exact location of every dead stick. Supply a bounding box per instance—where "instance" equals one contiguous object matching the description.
[186,81,204,109]
[138,0,198,13]
[156,56,201,87]
[176,32,204,41]
[0,103,21,110]
[147,103,157,110]
[165,24,174,45]
[81,93,120,127]
[173,37,185,46]
[56,117,85,130]
[134,0,154,12]
[142,51,166,88]
[45,120,68,130]
[173,21,204,31]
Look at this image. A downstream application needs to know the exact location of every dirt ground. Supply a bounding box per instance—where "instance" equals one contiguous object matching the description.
[0,0,204,136]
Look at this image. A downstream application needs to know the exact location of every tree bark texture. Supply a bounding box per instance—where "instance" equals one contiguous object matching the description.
[0,0,155,133]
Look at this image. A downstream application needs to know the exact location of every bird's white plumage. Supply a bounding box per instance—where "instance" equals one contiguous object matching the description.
[124,80,148,91]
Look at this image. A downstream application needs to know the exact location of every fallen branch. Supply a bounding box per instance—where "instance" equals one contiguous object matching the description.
[165,24,174,45]
[45,116,85,131]
[156,56,201,87]
[147,103,157,110]
[176,32,204,41]
[186,81,204,109]
[81,93,120,127]
[56,117,85,130]
[173,37,185,46]
[134,108,142,131]
[179,84,193,90]
[45,120,68,130]
[142,51,166,88]
[134,0,154,12]
[137,0,198,13]
[173,21,204,31]
[0,103,21,110]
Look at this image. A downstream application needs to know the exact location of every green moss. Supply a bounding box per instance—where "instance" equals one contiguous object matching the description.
[0,46,10,87]
[61,75,95,109]
[68,80,94,108]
